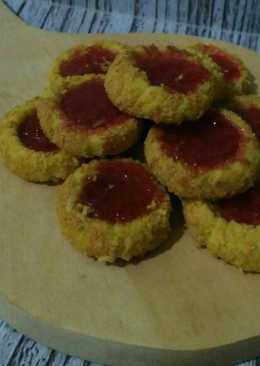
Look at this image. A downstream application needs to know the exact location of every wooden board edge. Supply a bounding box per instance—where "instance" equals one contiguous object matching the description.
[1,293,260,366]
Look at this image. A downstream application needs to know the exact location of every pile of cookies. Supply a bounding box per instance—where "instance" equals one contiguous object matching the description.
[1,39,260,271]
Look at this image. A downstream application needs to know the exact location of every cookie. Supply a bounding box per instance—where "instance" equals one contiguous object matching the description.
[190,43,253,98]
[37,75,142,158]
[183,186,260,272]
[144,108,260,199]
[229,95,260,140]
[105,44,223,124]
[0,98,79,182]
[57,159,172,263]
[49,40,126,92]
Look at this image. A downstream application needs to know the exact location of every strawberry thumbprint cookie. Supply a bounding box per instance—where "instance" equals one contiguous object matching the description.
[105,45,223,124]
[37,75,142,158]
[49,40,127,92]
[0,98,78,182]
[190,43,253,98]
[183,185,260,272]
[57,159,172,263]
[144,109,260,199]
[229,95,260,141]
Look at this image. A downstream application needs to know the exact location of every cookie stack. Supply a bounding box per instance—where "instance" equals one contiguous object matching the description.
[1,39,260,271]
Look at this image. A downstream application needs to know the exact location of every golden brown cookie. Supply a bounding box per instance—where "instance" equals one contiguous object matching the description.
[189,43,253,98]
[229,95,260,140]
[145,108,260,199]
[183,186,260,272]
[37,75,142,158]
[105,44,223,124]
[49,40,127,92]
[57,159,172,263]
[0,98,79,182]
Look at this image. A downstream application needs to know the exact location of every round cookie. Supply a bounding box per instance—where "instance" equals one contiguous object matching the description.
[49,40,126,92]
[37,75,142,158]
[57,159,172,263]
[229,95,260,140]
[0,98,79,182]
[144,108,260,199]
[183,185,260,272]
[105,44,223,124]
[190,43,253,98]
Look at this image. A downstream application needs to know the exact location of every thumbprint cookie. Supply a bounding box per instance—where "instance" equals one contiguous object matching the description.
[37,75,142,158]
[57,159,171,263]
[190,43,253,98]
[105,44,223,124]
[0,98,78,182]
[144,109,260,199]
[229,95,260,141]
[183,186,260,272]
[49,40,126,92]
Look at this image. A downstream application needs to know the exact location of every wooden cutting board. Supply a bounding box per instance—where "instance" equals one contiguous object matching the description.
[1,3,260,365]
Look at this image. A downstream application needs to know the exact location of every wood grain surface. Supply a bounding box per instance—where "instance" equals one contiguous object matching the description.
[3,0,260,51]
[1,1,260,366]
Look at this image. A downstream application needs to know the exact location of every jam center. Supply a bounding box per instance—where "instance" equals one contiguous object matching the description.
[202,45,240,82]
[60,46,116,76]
[217,186,260,225]
[18,112,58,152]
[236,107,260,140]
[61,79,127,130]
[159,109,241,169]
[134,45,210,94]
[79,161,162,223]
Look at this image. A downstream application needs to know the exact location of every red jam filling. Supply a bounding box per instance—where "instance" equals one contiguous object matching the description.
[201,44,240,82]
[78,161,162,223]
[17,112,58,152]
[217,186,260,225]
[60,79,127,130]
[236,107,260,140]
[134,45,210,94]
[60,46,116,76]
[158,109,241,169]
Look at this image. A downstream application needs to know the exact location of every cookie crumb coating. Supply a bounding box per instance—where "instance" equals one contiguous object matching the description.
[0,98,79,182]
[105,44,223,124]
[56,159,172,263]
[145,109,260,199]
[183,198,260,272]
[229,95,260,139]
[48,40,127,93]
[189,43,253,98]
[38,75,142,158]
